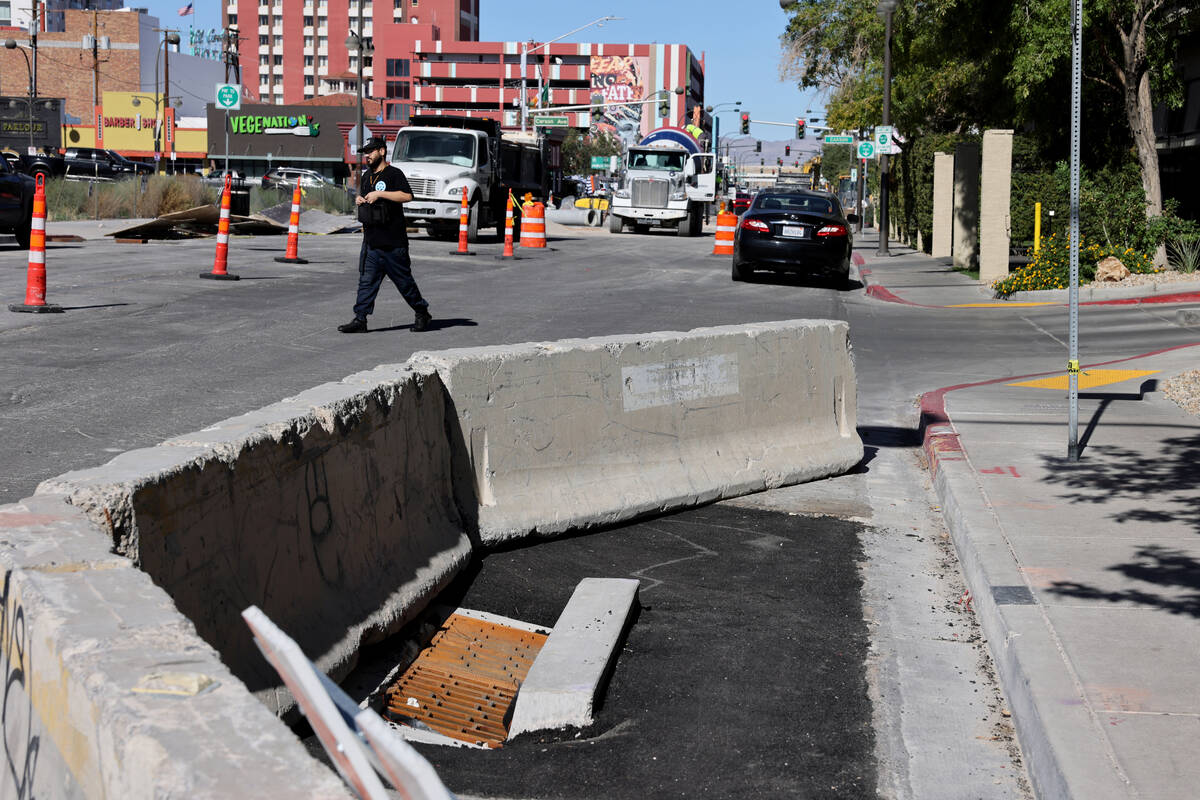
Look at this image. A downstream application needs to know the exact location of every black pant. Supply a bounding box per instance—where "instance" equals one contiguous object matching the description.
[353,239,428,320]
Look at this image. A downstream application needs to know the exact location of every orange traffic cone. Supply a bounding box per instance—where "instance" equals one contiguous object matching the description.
[449,190,475,256]
[495,192,521,260]
[201,175,240,280]
[275,182,308,264]
[9,174,62,314]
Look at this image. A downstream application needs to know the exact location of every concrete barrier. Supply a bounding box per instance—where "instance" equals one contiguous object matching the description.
[0,495,352,799]
[413,319,862,543]
[37,364,474,715]
[7,319,861,796]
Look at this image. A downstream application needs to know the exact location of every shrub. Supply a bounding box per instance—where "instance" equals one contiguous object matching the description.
[1167,235,1200,274]
[44,176,218,220]
[992,233,1159,298]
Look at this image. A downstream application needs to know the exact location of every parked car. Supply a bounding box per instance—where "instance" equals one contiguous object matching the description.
[0,154,36,248]
[61,147,153,180]
[261,167,337,191]
[17,148,68,181]
[731,189,859,287]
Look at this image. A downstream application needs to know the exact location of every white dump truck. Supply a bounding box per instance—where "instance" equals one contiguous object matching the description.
[608,127,716,237]
[391,115,550,242]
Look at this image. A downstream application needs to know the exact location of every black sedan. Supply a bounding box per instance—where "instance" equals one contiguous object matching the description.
[731,190,858,286]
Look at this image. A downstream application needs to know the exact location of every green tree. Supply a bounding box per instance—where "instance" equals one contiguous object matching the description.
[560,129,622,175]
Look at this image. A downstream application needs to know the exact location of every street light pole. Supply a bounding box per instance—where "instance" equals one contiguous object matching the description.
[520,16,621,133]
[4,40,33,153]
[876,0,896,257]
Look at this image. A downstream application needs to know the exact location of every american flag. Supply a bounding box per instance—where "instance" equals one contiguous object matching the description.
[178,2,194,16]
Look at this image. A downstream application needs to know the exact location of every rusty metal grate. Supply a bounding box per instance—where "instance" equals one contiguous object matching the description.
[383,612,548,748]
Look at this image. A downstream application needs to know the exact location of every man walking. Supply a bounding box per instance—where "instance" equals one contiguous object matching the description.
[339,136,432,334]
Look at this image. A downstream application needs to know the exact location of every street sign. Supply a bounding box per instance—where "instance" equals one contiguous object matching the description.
[533,115,569,128]
[857,141,876,159]
[823,135,855,144]
[590,156,610,170]
[875,125,892,150]
[215,83,241,111]
[347,124,372,150]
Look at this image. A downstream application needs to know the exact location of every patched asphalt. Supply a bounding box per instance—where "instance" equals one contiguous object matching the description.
[411,502,875,800]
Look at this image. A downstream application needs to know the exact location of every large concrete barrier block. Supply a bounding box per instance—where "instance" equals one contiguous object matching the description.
[37,366,472,714]
[0,495,351,799]
[413,320,862,543]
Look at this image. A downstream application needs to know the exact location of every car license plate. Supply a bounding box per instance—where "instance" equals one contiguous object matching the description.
[780,225,808,239]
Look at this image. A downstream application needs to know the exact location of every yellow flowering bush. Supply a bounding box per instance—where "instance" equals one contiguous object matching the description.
[992,233,1158,298]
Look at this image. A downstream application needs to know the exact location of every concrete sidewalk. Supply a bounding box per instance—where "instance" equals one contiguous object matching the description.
[856,231,1200,799]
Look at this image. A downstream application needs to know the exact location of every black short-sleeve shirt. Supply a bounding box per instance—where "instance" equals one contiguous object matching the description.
[361,164,411,250]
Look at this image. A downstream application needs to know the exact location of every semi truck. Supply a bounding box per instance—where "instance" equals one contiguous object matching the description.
[607,127,715,237]
[389,115,555,241]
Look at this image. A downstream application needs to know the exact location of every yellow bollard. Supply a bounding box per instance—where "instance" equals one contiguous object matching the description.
[1034,202,1042,254]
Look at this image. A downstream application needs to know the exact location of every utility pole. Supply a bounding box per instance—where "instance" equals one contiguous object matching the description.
[92,9,99,112]
[30,2,37,103]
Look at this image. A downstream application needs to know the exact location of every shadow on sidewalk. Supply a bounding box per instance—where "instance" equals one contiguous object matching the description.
[1045,545,1200,618]
[1037,430,1200,537]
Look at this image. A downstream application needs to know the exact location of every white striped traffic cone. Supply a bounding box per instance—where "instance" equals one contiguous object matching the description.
[9,174,62,314]
[275,181,308,264]
[201,175,240,280]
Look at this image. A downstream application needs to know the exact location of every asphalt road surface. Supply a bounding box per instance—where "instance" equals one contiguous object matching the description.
[6,221,1197,798]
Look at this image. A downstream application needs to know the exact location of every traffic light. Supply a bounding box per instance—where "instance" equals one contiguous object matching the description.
[755,140,761,153]
[777,158,782,166]
[784,145,791,156]
[796,118,806,139]
[740,113,750,135]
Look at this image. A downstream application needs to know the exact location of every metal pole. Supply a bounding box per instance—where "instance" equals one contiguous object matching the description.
[856,157,865,233]
[520,43,528,133]
[1067,0,1083,460]
[876,9,892,256]
[356,0,364,188]
[224,110,229,176]
[164,37,172,174]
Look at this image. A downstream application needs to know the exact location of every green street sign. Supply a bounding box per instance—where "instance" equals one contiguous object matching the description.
[590,156,610,169]
[856,141,876,159]
[823,135,854,144]
[533,115,569,128]
[215,83,242,111]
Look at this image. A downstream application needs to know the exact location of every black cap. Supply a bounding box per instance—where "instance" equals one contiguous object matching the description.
[357,136,387,154]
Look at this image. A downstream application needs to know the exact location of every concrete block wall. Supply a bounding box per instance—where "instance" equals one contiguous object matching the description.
[979,130,1014,284]
[952,142,981,270]
[931,152,953,258]
[414,320,863,543]
[5,320,862,796]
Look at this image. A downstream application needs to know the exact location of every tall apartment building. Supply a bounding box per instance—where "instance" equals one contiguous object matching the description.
[223,0,476,111]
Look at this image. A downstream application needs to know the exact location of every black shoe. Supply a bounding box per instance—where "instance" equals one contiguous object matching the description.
[412,309,432,332]
[338,317,368,333]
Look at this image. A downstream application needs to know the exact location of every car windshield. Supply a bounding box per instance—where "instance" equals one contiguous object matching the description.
[754,194,835,215]
[393,131,476,167]
[628,151,685,172]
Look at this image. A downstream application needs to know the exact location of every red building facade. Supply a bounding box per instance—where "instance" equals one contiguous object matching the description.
[222,1,705,135]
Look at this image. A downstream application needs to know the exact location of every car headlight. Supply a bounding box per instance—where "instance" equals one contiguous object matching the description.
[670,190,686,200]
[447,185,463,196]
[615,189,630,199]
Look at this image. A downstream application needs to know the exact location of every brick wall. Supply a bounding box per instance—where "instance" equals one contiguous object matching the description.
[0,9,145,124]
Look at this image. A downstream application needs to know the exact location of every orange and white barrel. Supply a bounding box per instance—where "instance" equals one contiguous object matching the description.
[520,201,546,248]
[712,210,737,256]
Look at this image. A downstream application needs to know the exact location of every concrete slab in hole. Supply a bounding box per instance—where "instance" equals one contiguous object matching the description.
[507,578,639,738]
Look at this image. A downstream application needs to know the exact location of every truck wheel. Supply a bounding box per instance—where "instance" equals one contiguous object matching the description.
[467,197,480,243]
[676,209,695,237]
[608,212,623,234]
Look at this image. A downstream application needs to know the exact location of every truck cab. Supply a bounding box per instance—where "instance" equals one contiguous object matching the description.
[608,128,715,237]
[390,115,548,242]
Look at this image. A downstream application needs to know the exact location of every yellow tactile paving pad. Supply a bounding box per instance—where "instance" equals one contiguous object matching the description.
[1007,369,1159,390]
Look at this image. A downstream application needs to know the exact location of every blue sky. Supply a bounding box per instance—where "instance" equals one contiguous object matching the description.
[143,0,821,142]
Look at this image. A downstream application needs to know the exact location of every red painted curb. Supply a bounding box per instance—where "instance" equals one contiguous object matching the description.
[1081,290,1200,307]
[917,341,1200,472]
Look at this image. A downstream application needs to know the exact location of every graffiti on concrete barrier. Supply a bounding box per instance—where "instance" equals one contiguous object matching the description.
[305,461,343,586]
[0,572,39,800]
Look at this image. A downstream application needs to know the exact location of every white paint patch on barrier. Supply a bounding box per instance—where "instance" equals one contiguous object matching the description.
[621,354,739,412]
